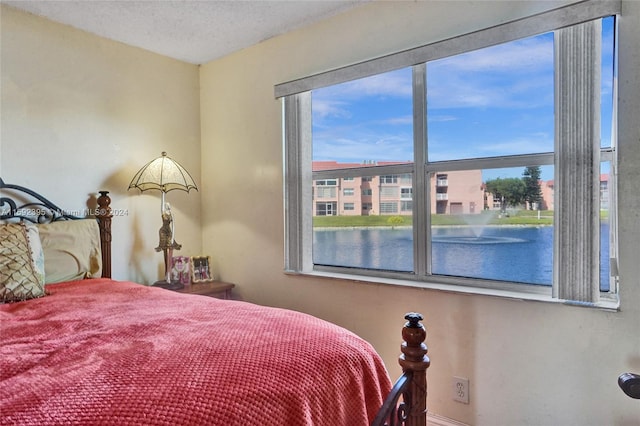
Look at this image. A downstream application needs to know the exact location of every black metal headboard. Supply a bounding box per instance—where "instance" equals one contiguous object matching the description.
[0,177,113,278]
[0,178,82,223]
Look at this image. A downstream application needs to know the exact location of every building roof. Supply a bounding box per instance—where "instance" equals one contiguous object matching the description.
[312,160,411,172]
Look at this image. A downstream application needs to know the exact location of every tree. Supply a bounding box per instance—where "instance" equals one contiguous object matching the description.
[484,177,526,211]
[387,215,404,229]
[522,166,543,210]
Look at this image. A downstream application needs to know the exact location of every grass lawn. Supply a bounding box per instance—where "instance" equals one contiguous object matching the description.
[313,210,557,227]
[312,208,612,228]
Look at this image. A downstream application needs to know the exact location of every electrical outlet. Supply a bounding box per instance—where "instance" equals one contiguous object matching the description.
[453,376,469,404]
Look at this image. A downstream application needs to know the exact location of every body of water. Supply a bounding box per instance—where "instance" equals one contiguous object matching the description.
[313,225,610,289]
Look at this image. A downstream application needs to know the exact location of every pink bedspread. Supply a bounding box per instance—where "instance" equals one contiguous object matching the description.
[0,279,391,425]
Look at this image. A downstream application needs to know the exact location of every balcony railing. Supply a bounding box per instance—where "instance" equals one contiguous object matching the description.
[436,193,448,201]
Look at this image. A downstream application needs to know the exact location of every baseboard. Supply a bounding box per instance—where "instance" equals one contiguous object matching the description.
[428,412,470,426]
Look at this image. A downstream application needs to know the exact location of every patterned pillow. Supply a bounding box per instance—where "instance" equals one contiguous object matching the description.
[24,222,46,285]
[0,222,46,303]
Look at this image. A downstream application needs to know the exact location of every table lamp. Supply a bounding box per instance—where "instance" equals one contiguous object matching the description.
[128,152,198,289]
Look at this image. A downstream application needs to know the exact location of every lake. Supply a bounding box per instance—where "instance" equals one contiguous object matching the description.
[313,225,610,289]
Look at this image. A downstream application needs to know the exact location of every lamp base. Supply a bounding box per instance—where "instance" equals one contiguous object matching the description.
[153,280,184,291]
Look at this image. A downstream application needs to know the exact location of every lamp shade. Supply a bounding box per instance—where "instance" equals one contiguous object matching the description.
[128,152,198,193]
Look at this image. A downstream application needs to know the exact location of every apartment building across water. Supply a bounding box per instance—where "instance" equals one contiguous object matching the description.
[312,161,610,216]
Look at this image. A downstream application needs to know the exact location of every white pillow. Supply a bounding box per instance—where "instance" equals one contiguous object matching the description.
[37,219,102,284]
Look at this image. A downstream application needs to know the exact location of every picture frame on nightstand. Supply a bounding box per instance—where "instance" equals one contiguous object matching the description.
[191,256,214,283]
[171,256,191,286]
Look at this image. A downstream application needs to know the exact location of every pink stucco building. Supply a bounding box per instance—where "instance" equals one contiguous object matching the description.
[312,161,484,216]
[312,161,608,216]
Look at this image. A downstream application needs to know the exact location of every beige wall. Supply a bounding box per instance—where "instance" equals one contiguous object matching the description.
[0,5,202,282]
[200,1,640,425]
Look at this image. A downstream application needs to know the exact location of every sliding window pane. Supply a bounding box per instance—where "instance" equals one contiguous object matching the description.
[312,67,414,164]
[600,161,612,291]
[312,173,413,272]
[601,16,615,149]
[311,69,415,272]
[600,17,616,291]
[430,166,554,285]
[427,33,554,161]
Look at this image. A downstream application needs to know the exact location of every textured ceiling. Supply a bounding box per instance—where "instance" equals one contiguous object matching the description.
[2,0,367,64]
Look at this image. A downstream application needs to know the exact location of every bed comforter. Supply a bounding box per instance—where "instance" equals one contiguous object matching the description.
[0,279,391,425]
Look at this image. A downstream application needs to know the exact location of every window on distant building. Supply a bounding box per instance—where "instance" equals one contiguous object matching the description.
[279,0,619,307]
[316,202,337,216]
[380,187,398,198]
[401,201,413,212]
[316,186,335,199]
[380,202,398,214]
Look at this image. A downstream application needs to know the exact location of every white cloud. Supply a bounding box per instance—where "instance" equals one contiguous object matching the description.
[384,115,413,125]
[313,126,413,162]
[312,99,351,120]
[428,132,554,162]
[433,35,553,73]
[428,115,458,123]
[427,35,554,109]
[315,68,412,101]
[479,134,554,155]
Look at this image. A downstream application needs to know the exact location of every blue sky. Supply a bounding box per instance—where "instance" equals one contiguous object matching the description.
[312,17,615,182]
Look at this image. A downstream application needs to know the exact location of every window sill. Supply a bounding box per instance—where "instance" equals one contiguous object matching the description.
[284,269,620,312]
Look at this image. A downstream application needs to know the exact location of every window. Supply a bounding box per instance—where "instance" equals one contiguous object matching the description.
[380,202,398,214]
[401,201,413,212]
[381,175,399,184]
[343,188,354,196]
[316,186,335,198]
[344,203,355,211]
[380,187,398,198]
[316,202,337,216]
[280,0,619,306]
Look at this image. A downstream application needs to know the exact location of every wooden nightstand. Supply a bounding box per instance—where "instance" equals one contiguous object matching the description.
[174,281,235,300]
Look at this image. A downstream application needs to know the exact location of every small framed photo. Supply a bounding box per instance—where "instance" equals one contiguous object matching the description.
[191,256,214,283]
[171,256,191,286]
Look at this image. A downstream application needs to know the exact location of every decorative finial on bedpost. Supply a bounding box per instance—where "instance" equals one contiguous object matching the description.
[96,191,112,279]
[399,312,430,426]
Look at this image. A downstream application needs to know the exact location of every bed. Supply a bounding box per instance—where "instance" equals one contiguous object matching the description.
[0,178,429,426]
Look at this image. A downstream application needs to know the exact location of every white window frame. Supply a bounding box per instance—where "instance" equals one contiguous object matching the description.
[401,187,413,199]
[380,202,399,214]
[279,0,619,308]
[381,175,399,184]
